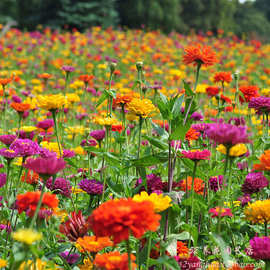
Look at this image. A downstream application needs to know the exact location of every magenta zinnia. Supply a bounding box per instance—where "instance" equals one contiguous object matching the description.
[181,149,211,161]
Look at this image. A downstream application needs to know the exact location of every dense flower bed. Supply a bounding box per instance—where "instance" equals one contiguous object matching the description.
[0,27,269,269]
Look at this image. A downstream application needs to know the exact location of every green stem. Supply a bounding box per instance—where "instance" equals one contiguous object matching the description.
[101,126,109,203]
[265,260,270,270]
[183,63,201,125]
[52,110,62,157]
[266,113,269,138]
[121,105,129,154]
[30,179,47,228]
[226,157,233,203]
[137,117,143,159]
[188,161,198,248]
[3,85,7,132]
[145,232,152,270]
[126,239,132,270]
[265,222,268,236]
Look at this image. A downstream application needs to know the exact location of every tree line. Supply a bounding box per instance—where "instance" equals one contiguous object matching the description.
[0,0,269,39]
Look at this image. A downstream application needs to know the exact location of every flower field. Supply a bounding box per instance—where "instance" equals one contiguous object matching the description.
[0,27,270,269]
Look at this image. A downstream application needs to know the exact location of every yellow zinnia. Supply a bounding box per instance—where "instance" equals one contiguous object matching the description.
[133,191,172,212]
[12,228,42,245]
[127,98,156,118]
[40,141,62,158]
[216,144,247,157]
[37,94,66,111]
[93,116,119,126]
[0,259,7,268]
[245,199,270,224]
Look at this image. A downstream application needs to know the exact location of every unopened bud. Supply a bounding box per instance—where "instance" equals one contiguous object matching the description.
[109,62,117,74]
[136,61,143,71]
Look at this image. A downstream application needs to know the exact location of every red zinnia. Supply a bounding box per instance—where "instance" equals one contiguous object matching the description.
[206,86,219,97]
[220,94,232,104]
[239,85,259,103]
[16,191,58,217]
[180,176,205,195]
[88,198,160,244]
[214,71,232,84]
[183,44,218,67]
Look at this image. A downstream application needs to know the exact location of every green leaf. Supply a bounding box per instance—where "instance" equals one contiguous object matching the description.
[96,92,107,107]
[131,152,168,167]
[143,135,167,150]
[183,80,195,96]
[149,256,180,270]
[169,122,190,141]
[151,121,167,137]
[209,233,232,267]
[181,223,198,246]
[172,94,184,120]
[157,99,169,120]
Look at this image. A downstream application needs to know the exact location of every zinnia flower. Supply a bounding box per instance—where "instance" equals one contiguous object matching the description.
[181,149,211,161]
[185,128,200,141]
[46,177,71,197]
[37,94,66,111]
[59,211,89,242]
[12,228,42,245]
[133,191,172,212]
[10,102,30,113]
[216,144,247,157]
[88,198,160,244]
[209,207,233,218]
[0,148,18,160]
[208,175,224,192]
[213,71,232,84]
[206,86,219,97]
[78,179,103,195]
[23,156,66,179]
[248,96,270,115]
[245,199,270,224]
[16,191,58,217]
[90,129,105,141]
[0,134,17,146]
[175,253,201,270]
[182,44,217,67]
[239,85,259,103]
[241,172,268,194]
[76,235,112,253]
[0,173,6,188]
[10,139,40,157]
[253,150,270,171]
[135,173,163,194]
[127,98,156,118]
[205,123,251,146]
[59,251,79,265]
[248,236,270,260]
[94,251,136,270]
[180,176,205,195]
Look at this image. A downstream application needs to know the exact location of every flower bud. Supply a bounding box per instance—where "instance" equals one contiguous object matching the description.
[136,61,143,71]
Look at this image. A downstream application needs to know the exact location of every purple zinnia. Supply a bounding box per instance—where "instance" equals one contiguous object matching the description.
[10,139,40,157]
[36,119,54,130]
[60,251,80,265]
[237,161,249,171]
[241,172,268,194]
[39,148,57,158]
[190,112,203,121]
[237,194,251,207]
[0,134,17,146]
[16,130,34,140]
[62,65,75,73]
[205,123,251,146]
[228,117,246,126]
[0,173,6,188]
[63,149,75,158]
[248,96,270,115]
[78,179,103,195]
[135,173,163,194]
[248,236,270,260]
[208,175,224,192]
[12,95,22,103]
[90,129,105,141]
[0,148,18,159]
[46,177,72,197]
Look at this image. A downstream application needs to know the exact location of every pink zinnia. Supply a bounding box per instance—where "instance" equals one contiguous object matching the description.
[24,156,66,179]
[209,207,233,218]
[181,149,211,161]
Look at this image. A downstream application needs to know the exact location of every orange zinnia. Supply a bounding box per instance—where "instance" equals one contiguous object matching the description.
[88,198,160,244]
[214,71,232,84]
[112,93,134,109]
[177,241,190,258]
[185,128,200,141]
[37,73,52,79]
[76,235,112,253]
[253,150,270,171]
[183,44,218,67]
[180,176,205,195]
[16,191,58,217]
[21,170,40,185]
[10,102,30,112]
[78,74,94,83]
[0,75,13,86]
[94,251,136,270]
[239,85,259,103]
